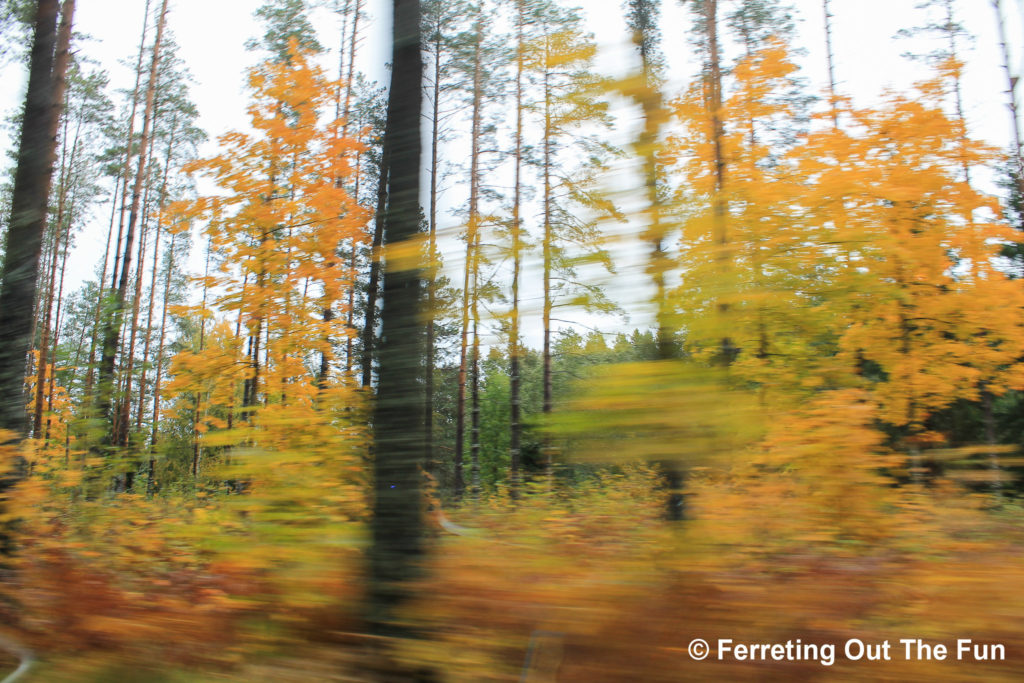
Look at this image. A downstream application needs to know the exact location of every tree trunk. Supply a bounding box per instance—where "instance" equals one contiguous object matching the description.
[981,387,1002,497]
[96,0,168,434]
[109,0,151,315]
[0,0,73,437]
[425,8,443,482]
[323,0,362,388]
[84,170,122,400]
[44,126,80,444]
[992,0,1024,189]
[346,134,362,380]
[942,0,971,185]
[0,0,74,557]
[509,0,524,499]
[147,230,176,495]
[33,107,76,438]
[119,122,158,450]
[540,45,555,486]
[369,0,425,646]
[361,143,387,389]
[138,114,178,433]
[822,0,839,129]
[45,180,75,443]
[454,18,483,500]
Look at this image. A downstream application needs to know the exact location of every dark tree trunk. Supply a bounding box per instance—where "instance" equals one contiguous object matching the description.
[84,172,121,400]
[542,56,552,422]
[509,0,524,499]
[369,0,426,648]
[0,0,74,556]
[0,0,73,436]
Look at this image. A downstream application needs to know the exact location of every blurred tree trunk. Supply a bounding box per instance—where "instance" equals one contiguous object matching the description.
[992,0,1024,187]
[424,0,445,482]
[822,0,839,128]
[508,0,524,499]
[0,0,74,556]
[32,107,76,438]
[369,0,426,652]
[85,0,150,402]
[137,113,178,434]
[454,18,483,500]
[96,0,168,437]
[362,145,387,389]
[627,0,687,521]
[119,122,159,461]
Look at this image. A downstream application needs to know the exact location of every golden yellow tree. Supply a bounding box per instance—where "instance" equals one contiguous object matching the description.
[796,74,1024,452]
[166,41,369,511]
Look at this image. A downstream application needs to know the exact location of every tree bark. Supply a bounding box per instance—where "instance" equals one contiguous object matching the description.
[361,143,387,389]
[369,0,425,645]
[109,0,151,312]
[942,0,971,185]
[45,168,77,443]
[96,0,168,435]
[0,0,73,438]
[992,0,1024,190]
[509,0,524,499]
[323,0,362,388]
[424,5,443,482]
[33,106,77,438]
[822,0,839,129]
[119,120,159,452]
[84,171,122,400]
[138,113,178,434]
[454,18,483,500]
[542,50,552,423]
[0,0,74,557]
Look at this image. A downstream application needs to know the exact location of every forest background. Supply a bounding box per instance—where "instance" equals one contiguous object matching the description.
[1,0,1024,680]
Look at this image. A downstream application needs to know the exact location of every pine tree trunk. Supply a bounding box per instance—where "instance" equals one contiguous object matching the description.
[119,125,158,454]
[705,0,729,361]
[84,171,122,400]
[425,11,443,481]
[369,0,425,645]
[822,0,839,129]
[323,0,362,388]
[96,0,168,434]
[346,135,362,380]
[992,0,1024,189]
[942,0,971,184]
[361,144,387,389]
[138,114,177,433]
[454,18,483,500]
[33,109,76,438]
[0,0,73,436]
[541,52,554,481]
[509,0,524,499]
[147,230,178,495]
[0,0,74,557]
[470,312,480,498]
[109,0,151,315]
[44,129,80,443]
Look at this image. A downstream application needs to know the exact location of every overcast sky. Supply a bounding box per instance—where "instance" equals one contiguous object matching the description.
[1,0,1023,346]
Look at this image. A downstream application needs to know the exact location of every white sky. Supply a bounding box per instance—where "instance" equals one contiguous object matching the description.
[1,0,1023,349]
